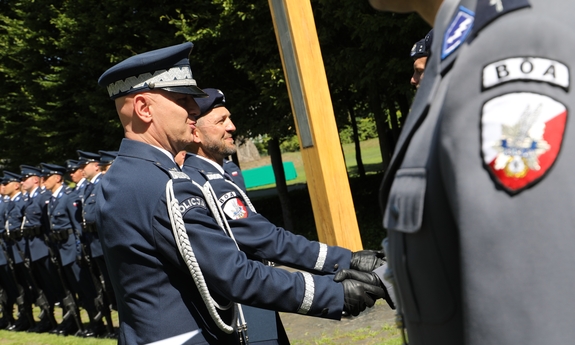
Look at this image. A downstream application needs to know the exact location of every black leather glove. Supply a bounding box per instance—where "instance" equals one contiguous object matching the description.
[335,269,395,310]
[337,272,387,316]
[350,250,386,272]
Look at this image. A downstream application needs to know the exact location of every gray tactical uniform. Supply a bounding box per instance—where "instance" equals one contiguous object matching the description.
[380,0,575,344]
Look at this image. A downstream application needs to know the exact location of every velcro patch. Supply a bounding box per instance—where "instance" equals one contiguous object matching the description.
[223,198,248,220]
[481,92,567,194]
[179,197,207,215]
[442,6,475,60]
[483,57,569,90]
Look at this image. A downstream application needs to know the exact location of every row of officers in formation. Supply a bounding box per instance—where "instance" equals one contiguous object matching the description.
[0,149,119,338]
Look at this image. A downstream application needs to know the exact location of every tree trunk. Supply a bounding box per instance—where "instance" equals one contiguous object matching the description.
[230,151,241,168]
[348,106,365,179]
[268,137,294,231]
[368,87,393,172]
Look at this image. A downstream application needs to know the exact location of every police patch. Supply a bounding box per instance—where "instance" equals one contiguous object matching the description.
[481,92,567,194]
[442,6,475,60]
[179,197,207,215]
[483,57,569,90]
[223,197,248,220]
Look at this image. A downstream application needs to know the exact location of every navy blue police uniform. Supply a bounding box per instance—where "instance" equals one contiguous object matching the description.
[95,43,387,345]
[19,165,61,332]
[223,160,246,191]
[41,163,100,335]
[0,178,21,328]
[184,153,353,344]
[78,149,118,326]
[2,171,36,331]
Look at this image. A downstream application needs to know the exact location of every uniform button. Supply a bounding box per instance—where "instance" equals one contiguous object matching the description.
[321,308,329,316]
[333,263,339,270]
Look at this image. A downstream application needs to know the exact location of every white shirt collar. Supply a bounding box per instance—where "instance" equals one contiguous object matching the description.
[90,172,102,183]
[10,192,22,201]
[53,185,64,197]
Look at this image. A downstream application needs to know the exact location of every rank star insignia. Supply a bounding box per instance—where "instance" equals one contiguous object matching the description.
[481,92,567,193]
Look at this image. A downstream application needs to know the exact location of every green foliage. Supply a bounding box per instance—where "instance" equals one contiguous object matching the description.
[339,116,378,144]
[280,135,301,153]
[253,134,270,156]
[0,0,429,171]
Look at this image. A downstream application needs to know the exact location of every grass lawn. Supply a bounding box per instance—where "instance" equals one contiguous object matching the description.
[242,138,384,190]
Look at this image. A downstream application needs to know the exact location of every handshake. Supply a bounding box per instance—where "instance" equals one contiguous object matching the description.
[336,250,396,316]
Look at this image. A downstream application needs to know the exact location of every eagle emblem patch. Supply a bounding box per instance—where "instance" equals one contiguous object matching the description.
[481,92,567,193]
[223,197,248,220]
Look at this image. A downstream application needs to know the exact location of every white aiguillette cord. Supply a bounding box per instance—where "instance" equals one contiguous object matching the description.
[165,178,249,342]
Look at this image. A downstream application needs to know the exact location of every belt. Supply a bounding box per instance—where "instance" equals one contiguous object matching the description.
[22,226,42,238]
[8,229,23,241]
[50,229,73,242]
[82,223,97,233]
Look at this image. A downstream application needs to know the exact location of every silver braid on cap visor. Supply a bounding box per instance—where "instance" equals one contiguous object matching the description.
[314,243,328,271]
[106,66,198,98]
[297,272,315,315]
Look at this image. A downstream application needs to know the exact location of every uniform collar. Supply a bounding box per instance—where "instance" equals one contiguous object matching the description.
[10,191,22,201]
[187,153,225,175]
[151,145,176,164]
[90,172,102,184]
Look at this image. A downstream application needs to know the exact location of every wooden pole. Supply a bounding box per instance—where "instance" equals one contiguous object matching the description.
[268,0,363,250]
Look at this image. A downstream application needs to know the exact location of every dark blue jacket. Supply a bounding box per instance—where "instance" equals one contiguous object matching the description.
[0,198,9,266]
[96,139,346,345]
[5,193,28,264]
[47,186,82,266]
[82,174,104,258]
[23,187,52,262]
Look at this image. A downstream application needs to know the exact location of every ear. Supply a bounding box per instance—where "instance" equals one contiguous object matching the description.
[192,126,202,144]
[133,93,153,124]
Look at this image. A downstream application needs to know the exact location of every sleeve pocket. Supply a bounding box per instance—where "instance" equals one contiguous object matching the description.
[383,168,426,233]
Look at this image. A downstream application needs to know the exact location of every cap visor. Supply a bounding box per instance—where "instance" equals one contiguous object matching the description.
[162,86,208,98]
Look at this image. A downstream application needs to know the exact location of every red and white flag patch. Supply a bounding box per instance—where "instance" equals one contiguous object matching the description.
[223,197,248,220]
[481,92,567,193]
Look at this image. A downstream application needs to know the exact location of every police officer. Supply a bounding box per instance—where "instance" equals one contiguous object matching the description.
[41,163,100,337]
[19,165,59,333]
[65,159,86,193]
[96,42,387,345]
[76,150,114,337]
[182,88,396,343]
[2,171,37,331]
[0,177,21,330]
[370,0,575,344]
[409,29,433,88]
